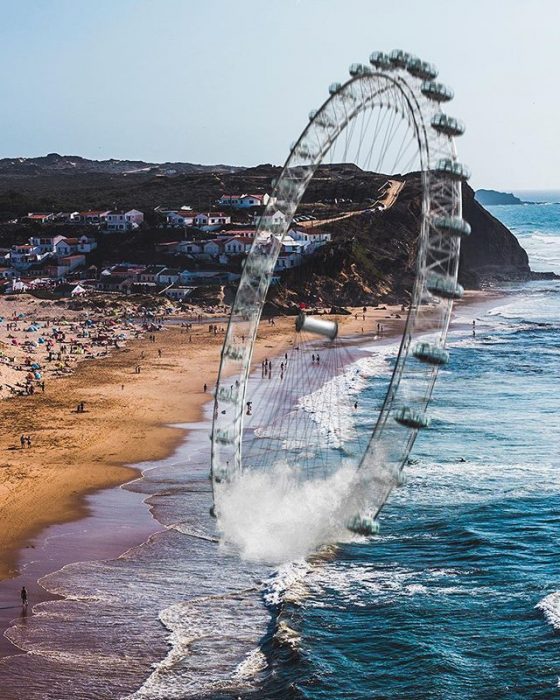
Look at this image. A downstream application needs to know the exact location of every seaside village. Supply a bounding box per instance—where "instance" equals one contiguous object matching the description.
[0,193,331,299]
[0,192,331,399]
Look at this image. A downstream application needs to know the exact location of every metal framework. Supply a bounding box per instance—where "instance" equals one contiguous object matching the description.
[210,49,469,532]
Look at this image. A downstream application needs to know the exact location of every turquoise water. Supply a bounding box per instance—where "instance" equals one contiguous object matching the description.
[254,202,560,698]
[1,200,559,699]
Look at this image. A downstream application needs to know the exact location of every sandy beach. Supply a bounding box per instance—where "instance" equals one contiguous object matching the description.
[0,295,407,582]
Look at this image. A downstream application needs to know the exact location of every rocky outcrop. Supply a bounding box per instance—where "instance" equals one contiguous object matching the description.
[474,189,523,206]
[459,184,534,286]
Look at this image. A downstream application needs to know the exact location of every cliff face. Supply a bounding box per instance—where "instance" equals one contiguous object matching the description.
[459,184,532,287]
[271,175,549,309]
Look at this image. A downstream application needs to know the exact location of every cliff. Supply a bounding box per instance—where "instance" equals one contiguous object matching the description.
[270,174,547,309]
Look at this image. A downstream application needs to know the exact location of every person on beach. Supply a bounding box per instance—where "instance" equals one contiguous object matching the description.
[20,586,27,608]
[204,383,207,392]
[20,434,25,449]
[26,436,31,448]
[472,320,476,337]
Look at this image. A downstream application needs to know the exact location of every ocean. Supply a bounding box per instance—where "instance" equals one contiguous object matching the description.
[1,196,560,698]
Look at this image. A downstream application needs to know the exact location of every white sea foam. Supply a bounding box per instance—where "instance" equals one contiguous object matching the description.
[297,346,396,448]
[217,463,364,564]
[536,591,560,630]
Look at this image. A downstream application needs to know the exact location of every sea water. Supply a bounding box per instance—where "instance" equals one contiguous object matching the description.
[1,197,560,698]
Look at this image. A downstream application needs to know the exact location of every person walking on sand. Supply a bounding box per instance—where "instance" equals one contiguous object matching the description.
[472,320,476,337]
[20,434,25,449]
[26,435,31,448]
[20,586,28,608]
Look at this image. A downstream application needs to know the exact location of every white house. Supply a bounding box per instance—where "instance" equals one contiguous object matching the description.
[216,228,257,239]
[193,212,231,231]
[54,237,79,257]
[105,209,144,232]
[29,235,60,253]
[254,210,287,230]
[224,237,253,255]
[291,228,331,244]
[46,254,86,279]
[176,240,205,255]
[71,210,111,225]
[218,193,269,209]
[156,268,181,285]
[77,235,97,253]
[7,244,43,269]
[167,211,196,227]
[164,286,193,301]
[26,212,55,224]
[274,252,304,271]
[138,265,168,283]
[202,239,230,257]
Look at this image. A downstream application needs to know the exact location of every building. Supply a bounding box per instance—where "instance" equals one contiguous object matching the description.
[254,210,287,230]
[105,209,144,232]
[218,193,270,209]
[54,237,79,257]
[138,265,168,284]
[77,235,97,253]
[25,212,55,224]
[176,241,205,256]
[291,229,331,244]
[156,268,181,285]
[164,286,194,301]
[224,237,254,255]
[193,212,231,231]
[71,210,111,225]
[166,211,196,227]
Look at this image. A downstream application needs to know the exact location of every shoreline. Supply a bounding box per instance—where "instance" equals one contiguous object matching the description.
[0,291,498,655]
[0,305,399,576]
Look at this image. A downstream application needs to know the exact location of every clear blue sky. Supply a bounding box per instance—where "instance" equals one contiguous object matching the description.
[0,0,558,189]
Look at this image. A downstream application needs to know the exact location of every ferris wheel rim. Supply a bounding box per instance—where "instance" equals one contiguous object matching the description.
[210,51,469,528]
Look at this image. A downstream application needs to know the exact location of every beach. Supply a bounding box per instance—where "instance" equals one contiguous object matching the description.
[0,288,517,698]
[0,296,407,584]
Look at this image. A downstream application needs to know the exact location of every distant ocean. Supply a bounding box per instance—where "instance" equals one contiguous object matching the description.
[1,197,560,699]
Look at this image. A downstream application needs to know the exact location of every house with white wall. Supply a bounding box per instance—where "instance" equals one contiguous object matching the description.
[167,211,197,227]
[224,237,253,255]
[254,210,287,230]
[77,235,97,253]
[54,237,79,257]
[105,209,144,232]
[218,193,269,209]
[193,212,231,231]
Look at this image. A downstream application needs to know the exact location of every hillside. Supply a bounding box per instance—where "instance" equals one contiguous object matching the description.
[0,159,552,306]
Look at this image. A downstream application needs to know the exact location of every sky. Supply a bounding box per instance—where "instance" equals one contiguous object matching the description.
[0,0,558,190]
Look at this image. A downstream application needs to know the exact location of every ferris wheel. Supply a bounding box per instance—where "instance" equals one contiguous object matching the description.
[210,49,470,544]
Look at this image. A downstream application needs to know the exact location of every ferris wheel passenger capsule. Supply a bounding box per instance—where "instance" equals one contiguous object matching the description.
[394,407,430,429]
[349,63,372,77]
[433,158,471,181]
[388,49,412,67]
[347,514,380,536]
[328,82,342,95]
[432,215,471,238]
[412,342,450,366]
[426,274,464,300]
[431,113,465,137]
[421,81,454,102]
[369,51,393,70]
[407,58,438,81]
